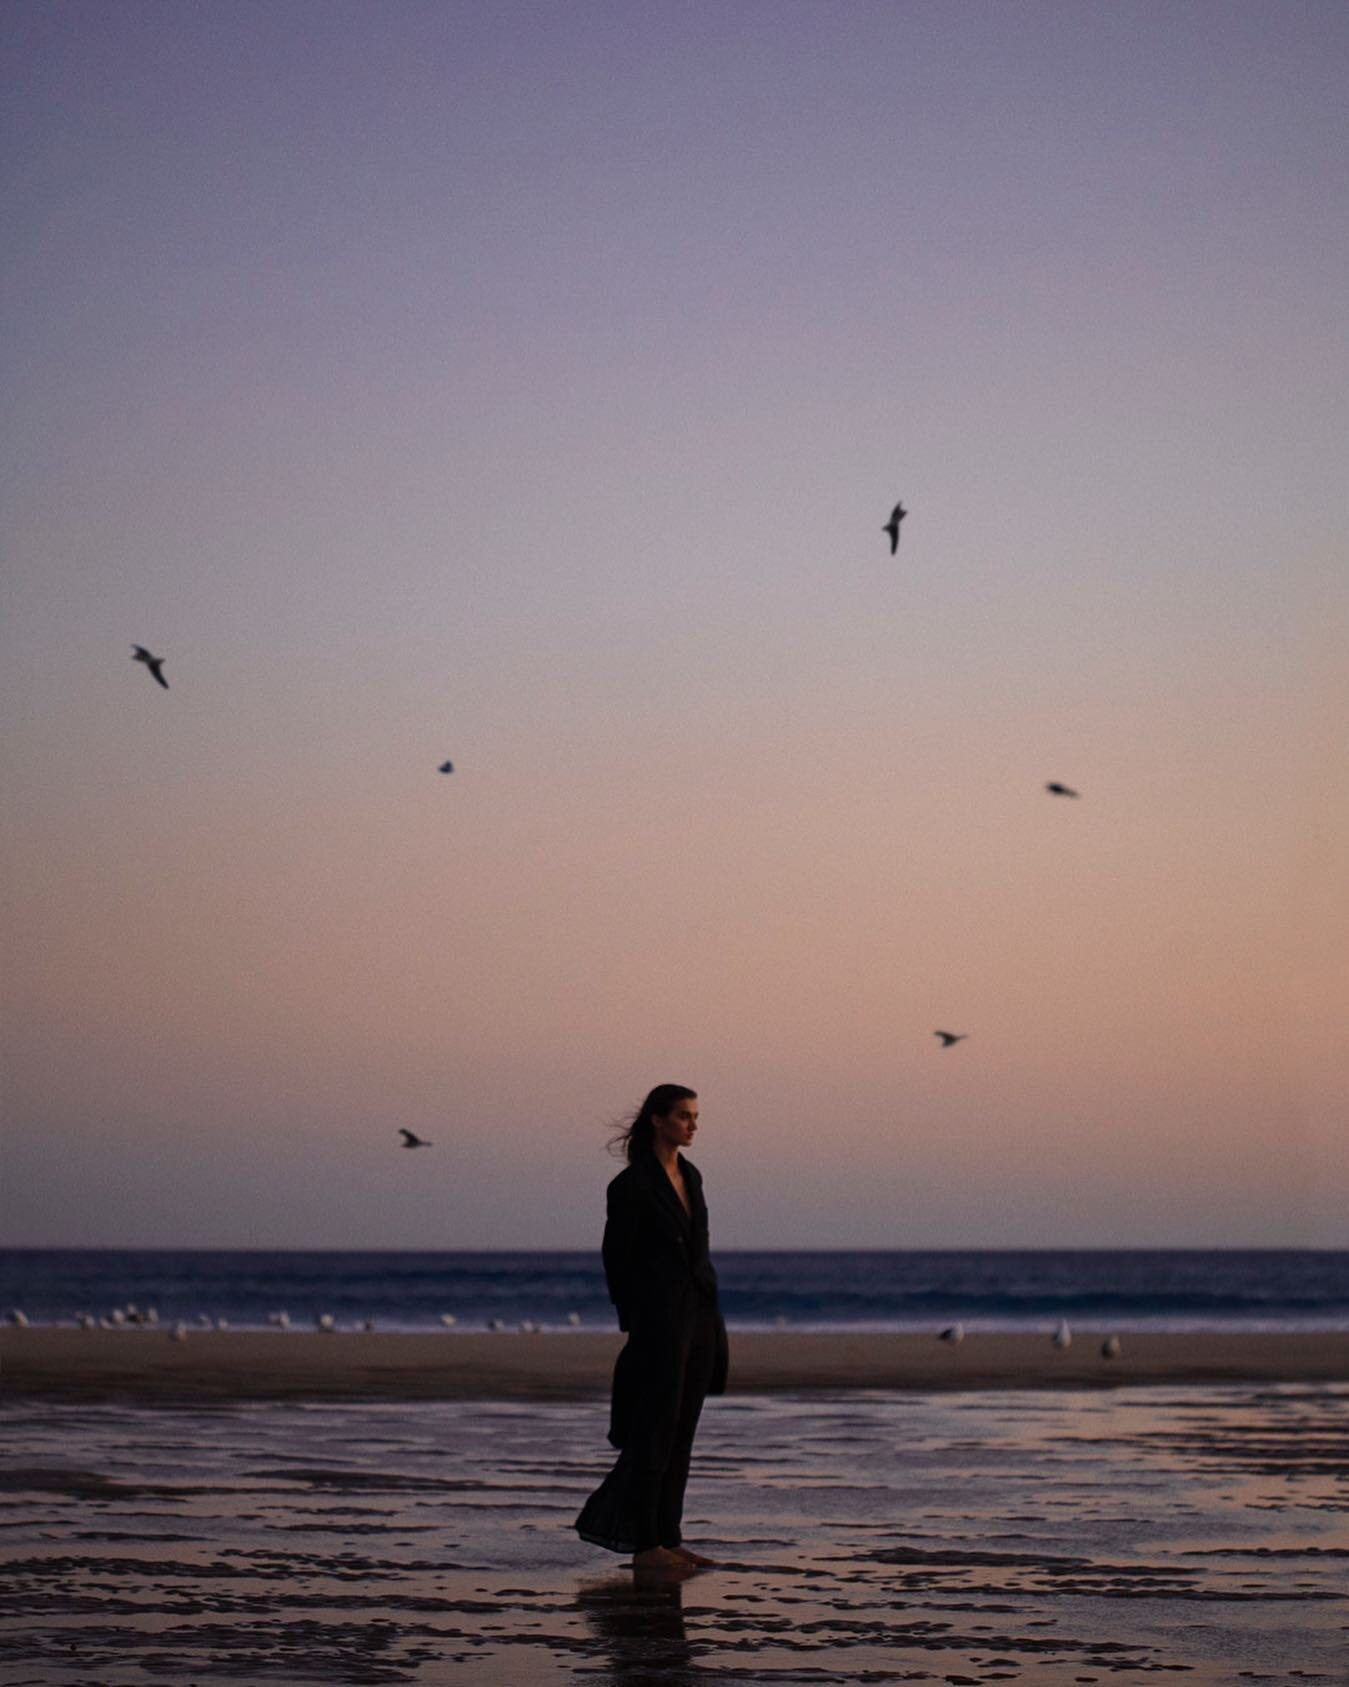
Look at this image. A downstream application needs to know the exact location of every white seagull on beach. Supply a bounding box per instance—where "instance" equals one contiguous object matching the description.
[1101,1335,1122,1359]
[1052,1320,1072,1350]
[939,1323,965,1345]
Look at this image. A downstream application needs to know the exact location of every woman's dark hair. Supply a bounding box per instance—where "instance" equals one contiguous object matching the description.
[608,1084,697,1163]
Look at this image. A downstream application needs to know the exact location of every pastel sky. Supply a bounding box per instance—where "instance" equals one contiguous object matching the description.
[2,1,1345,1250]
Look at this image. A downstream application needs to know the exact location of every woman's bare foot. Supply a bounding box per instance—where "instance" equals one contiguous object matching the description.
[670,1545,717,1567]
[631,1546,685,1571]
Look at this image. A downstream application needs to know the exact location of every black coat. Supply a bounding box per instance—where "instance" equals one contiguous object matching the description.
[601,1152,729,1456]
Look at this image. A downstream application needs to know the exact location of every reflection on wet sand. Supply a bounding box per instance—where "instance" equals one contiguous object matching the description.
[0,1384,1344,1684]
[577,1570,700,1684]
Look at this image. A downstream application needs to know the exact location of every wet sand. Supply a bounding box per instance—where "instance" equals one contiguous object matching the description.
[1,1382,1345,1684]
[2,1326,1346,1401]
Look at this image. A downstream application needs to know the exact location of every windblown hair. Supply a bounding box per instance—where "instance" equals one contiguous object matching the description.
[608,1084,697,1163]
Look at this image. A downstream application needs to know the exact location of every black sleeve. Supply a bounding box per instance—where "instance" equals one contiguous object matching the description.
[601,1177,638,1331]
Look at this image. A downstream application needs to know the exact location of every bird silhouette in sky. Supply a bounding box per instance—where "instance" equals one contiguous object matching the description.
[131,645,169,689]
[437,761,454,774]
[882,502,907,555]
[398,1129,432,1149]
[1045,782,1080,798]
[934,1031,967,1049]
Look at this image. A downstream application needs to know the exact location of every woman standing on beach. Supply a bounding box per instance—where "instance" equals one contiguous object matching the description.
[575,1084,729,1571]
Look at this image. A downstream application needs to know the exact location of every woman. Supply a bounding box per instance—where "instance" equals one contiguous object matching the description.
[574,1084,729,1571]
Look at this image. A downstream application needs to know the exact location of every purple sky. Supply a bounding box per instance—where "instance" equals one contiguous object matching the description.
[2,1,1345,1249]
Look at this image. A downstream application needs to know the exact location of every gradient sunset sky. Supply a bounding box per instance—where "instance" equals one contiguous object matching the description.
[3,1,1345,1250]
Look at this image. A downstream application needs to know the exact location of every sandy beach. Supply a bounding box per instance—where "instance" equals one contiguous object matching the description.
[7,1327,1346,1680]
[2,1380,1346,1685]
[3,1325,1346,1400]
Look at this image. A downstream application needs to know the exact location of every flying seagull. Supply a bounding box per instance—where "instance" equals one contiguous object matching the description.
[131,645,169,689]
[437,761,454,774]
[399,1128,432,1149]
[1045,782,1079,798]
[934,1031,967,1049]
[882,502,907,556]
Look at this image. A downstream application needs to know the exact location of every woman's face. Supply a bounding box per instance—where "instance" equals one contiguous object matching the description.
[653,1097,699,1154]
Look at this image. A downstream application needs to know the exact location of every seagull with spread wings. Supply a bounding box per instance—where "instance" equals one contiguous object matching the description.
[399,1129,432,1149]
[131,645,169,690]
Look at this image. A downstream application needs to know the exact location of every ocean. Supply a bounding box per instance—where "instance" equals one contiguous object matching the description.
[2,1248,1346,1333]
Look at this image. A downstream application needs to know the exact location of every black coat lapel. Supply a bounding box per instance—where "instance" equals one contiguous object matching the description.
[639,1154,694,1233]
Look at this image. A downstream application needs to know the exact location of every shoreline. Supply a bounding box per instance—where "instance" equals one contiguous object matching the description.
[3,1327,1346,1402]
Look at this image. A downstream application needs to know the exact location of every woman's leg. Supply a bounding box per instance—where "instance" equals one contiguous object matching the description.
[657,1307,719,1551]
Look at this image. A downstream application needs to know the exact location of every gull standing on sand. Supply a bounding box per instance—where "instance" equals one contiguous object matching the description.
[934,1031,967,1049]
[939,1323,965,1345]
[399,1129,432,1148]
[1101,1335,1122,1359]
[131,645,169,689]
[882,501,907,555]
[1052,1320,1072,1350]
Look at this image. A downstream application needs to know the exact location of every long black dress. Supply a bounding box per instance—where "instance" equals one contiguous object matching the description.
[574,1151,729,1554]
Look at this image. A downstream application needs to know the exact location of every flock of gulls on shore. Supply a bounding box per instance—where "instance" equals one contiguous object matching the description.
[10,498,1124,1357]
[6,1300,1125,1357]
[5,1303,585,1341]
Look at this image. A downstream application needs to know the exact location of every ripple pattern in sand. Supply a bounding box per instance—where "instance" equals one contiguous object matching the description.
[0,1384,1345,1684]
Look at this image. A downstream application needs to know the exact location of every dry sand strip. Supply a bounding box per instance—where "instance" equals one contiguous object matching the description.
[2,1328,1347,1402]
